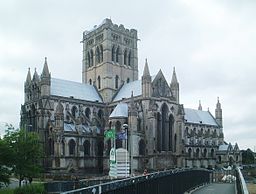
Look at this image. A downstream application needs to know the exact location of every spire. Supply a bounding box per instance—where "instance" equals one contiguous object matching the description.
[171,67,178,85]
[25,68,31,84]
[216,97,221,109]
[56,100,64,114]
[143,58,150,77]
[32,68,39,82]
[198,100,202,110]
[41,57,50,78]
[215,97,223,127]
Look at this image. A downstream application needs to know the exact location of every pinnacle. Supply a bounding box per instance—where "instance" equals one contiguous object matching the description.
[171,67,178,85]
[42,57,50,77]
[143,58,150,77]
[26,67,32,84]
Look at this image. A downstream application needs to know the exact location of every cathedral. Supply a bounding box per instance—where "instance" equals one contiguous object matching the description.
[20,19,241,175]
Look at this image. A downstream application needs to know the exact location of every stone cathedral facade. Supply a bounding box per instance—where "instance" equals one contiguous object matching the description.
[20,19,241,175]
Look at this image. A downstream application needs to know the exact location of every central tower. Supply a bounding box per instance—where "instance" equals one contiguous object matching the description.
[82,19,138,102]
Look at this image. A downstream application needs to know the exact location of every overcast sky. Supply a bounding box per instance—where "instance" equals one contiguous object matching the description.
[0,0,255,151]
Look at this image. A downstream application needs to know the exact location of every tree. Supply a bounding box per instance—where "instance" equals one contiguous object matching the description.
[242,148,255,164]
[0,138,14,188]
[4,128,43,187]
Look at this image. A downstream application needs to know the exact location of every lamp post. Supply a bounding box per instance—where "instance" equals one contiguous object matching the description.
[122,123,129,177]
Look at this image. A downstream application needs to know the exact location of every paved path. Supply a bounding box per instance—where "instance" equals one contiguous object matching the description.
[192,183,235,194]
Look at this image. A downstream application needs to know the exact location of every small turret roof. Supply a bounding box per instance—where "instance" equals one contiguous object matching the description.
[171,67,179,85]
[109,102,128,118]
[41,57,50,77]
[25,68,31,84]
[32,68,40,82]
[143,59,150,77]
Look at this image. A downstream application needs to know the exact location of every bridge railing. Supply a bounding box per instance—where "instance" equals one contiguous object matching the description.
[60,168,212,194]
[235,167,249,194]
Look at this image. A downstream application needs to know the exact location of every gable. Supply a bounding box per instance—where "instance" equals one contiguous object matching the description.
[152,70,172,98]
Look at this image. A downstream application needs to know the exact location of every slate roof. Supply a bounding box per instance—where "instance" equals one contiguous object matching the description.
[113,80,142,101]
[51,78,102,102]
[109,102,128,118]
[184,108,218,126]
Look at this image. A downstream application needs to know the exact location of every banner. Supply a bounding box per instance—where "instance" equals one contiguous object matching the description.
[117,131,127,140]
[104,128,115,139]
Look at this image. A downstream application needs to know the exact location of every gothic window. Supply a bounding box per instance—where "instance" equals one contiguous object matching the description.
[211,149,214,158]
[83,140,90,156]
[97,76,101,89]
[85,108,91,119]
[218,156,221,163]
[127,78,130,83]
[203,148,207,158]
[89,79,92,85]
[61,140,65,156]
[115,75,119,89]
[157,112,161,152]
[188,148,192,158]
[137,117,141,131]
[87,52,91,67]
[96,46,100,64]
[71,106,77,118]
[174,133,177,152]
[195,148,200,158]
[69,139,76,156]
[115,121,121,131]
[139,139,145,155]
[112,46,115,62]
[116,46,120,63]
[100,45,103,62]
[169,115,174,151]
[124,49,127,65]
[49,138,54,155]
[90,49,93,66]
[128,51,131,66]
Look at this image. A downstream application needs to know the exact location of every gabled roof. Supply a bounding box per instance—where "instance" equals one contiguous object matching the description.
[113,80,141,101]
[184,108,218,126]
[51,78,102,102]
[109,102,128,118]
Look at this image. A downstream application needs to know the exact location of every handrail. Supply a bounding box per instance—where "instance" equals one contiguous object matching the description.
[236,167,249,194]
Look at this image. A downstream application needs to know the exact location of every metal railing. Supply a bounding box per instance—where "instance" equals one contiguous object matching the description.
[60,168,211,194]
[235,167,249,194]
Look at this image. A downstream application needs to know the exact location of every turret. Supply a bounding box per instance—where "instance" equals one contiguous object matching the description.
[24,68,31,102]
[215,97,223,127]
[54,100,64,130]
[198,100,202,110]
[170,67,179,103]
[142,59,152,98]
[40,57,51,96]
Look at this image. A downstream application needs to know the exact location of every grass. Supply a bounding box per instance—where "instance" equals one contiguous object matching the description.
[0,188,14,194]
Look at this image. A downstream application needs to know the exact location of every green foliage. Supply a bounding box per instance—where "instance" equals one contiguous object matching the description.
[0,138,14,187]
[0,188,14,194]
[242,149,255,164]
[13,183,46,194]
[3,128,43,186]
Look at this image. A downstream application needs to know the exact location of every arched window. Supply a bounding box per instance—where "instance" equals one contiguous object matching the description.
[69,139,76,155]
[83,140,90,156]
[195,148,200,158]
[128,51,131,66]
[61,140,65,156]
[127,78,130,83]
[139,139,145,155]
[218,156,221,163]
[188,148,192,158]
[116,46,119,63]
[115,75,119,89]
[97,76,101,89]
[124,49,127,65]
[107,139,111,156]
[174,133,177,152]
[89,79,92,85]
[49,138,54,155]
[115,121,121,131]
[112,46,115,62]
[90,49,93,66]
[87,52,91,67]
[100,45,103,62]
[211,149,214,158]
[71,106,77,118]
[96,46,100,64]
[85,108,91,119]
[203,148,207,158]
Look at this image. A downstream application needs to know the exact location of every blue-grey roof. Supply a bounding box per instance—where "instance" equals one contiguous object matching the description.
[109,102,128,118]
[113,80,141,101]
[51,78,102,102]
[184,108,218,126]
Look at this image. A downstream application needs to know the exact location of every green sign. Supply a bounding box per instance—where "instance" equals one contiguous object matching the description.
[104,128,115,139]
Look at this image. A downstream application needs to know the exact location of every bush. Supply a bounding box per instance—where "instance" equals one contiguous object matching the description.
[13,183,46,194]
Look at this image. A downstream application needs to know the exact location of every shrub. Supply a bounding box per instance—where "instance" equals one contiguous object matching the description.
[13,183,46,194]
